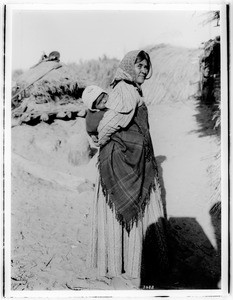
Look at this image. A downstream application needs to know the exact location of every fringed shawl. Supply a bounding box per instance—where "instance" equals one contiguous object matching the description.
[99,102,159,232]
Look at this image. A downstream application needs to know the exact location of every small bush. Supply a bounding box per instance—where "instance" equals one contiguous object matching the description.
[199,36,220,131]
[67,55,119,90]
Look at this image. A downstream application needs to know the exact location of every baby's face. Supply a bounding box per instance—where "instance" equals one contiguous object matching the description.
[94,93,108,110]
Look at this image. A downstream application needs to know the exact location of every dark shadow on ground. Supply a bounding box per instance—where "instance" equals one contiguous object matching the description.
[192,97,220,138]
[155,155,167,219]
[140,214,221,290]
[140,217,170,289]
[24,112,81,126]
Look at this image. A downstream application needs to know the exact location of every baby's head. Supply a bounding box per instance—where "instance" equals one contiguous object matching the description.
[82,85,108,111]
[93,92,108,110]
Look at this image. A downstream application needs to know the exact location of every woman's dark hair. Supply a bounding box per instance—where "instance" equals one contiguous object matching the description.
[135,50,153,79]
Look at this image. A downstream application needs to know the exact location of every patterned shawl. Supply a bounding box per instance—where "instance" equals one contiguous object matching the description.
[99,50,160,232]
[111,50,141,88]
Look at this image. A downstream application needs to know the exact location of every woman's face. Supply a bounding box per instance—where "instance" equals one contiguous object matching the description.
[134,59,149,85]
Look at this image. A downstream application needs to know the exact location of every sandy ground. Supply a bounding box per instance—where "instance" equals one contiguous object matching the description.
[149,100,221,289]
[10,97,221,291]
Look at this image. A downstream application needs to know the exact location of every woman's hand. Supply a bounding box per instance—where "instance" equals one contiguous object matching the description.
[90,135,100,147]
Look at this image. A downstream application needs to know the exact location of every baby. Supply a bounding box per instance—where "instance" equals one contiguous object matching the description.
[82,85,109,144]
[82,84,139,147]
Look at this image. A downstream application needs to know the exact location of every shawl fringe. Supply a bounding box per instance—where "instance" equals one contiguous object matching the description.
[98,155,160,234]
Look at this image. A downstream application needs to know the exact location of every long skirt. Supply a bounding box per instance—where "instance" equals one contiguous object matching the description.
[86,171,168,280]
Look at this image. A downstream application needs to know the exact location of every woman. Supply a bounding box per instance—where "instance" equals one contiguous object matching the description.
[87,50,168,288]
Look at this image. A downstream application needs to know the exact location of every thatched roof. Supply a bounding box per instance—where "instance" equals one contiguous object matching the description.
[12,59,87,126]
[16,61,62,87]
[13,60,86,102]
[143,44,202,104]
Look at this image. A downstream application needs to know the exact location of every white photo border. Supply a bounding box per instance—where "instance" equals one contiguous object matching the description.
[2,0,231,299]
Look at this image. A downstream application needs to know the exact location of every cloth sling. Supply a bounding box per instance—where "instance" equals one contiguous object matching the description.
[86,109,107,136]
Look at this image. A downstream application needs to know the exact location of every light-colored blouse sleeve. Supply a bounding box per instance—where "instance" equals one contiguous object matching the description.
[98,81,142,146]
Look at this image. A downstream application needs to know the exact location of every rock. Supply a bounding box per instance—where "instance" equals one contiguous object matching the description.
[77,109,87,118]
[56,111,66,118]
[40,113,49,121]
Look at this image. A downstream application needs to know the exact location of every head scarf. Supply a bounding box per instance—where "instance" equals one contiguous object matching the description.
[111,50,140,85]
[82,85,107,110]
[111,50,150,87]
